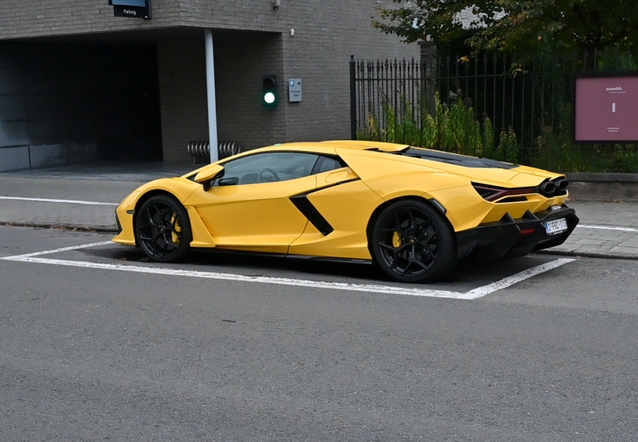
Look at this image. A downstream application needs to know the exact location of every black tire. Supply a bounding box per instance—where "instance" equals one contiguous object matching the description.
[371,200,457,283]
[135,194,192,263]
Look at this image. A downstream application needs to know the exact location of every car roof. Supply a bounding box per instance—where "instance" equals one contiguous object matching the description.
[254,140,410,154]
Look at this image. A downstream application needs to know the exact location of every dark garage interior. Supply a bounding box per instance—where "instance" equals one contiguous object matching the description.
[0,41,162,171]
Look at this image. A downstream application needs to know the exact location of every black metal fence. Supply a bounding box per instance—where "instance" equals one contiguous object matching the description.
[350,50,638,173]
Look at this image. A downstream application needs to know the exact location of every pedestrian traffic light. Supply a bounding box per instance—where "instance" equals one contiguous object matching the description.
[262,75,278,107]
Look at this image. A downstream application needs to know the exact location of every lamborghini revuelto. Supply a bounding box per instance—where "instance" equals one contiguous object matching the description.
[113,141,579,283]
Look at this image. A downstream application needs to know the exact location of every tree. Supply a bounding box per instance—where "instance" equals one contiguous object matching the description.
[374,0,638,69]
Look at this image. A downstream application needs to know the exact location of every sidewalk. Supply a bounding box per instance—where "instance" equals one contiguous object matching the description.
[1,162,638,260]
[549,200,638,259]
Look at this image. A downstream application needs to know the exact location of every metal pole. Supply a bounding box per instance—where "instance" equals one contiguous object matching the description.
[349,55,357,140]
[205,29,219,163]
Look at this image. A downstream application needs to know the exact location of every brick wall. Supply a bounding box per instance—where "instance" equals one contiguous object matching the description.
[214,33,286,151]
[0,0,182,39]
[157,38,209,163]
[1,0,418,166]
[155,0,418,162]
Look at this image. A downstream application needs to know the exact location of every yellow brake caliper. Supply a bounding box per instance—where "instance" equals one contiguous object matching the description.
[170,214,182,245]
[392,231,402,248]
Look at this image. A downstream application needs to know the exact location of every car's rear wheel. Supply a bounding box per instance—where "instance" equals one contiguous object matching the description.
[371,200,456,283]
[135,195,192,263]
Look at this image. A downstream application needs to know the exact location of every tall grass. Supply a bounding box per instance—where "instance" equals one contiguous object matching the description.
[359,93,493,157]
[358,92,638,172]
[359,93,501,161]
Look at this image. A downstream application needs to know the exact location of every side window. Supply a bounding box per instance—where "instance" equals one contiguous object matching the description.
[313,155,347,174]
[213,152,320,186]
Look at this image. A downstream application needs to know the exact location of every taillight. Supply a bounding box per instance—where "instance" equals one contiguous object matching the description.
[473,178,569,201]
[472,183,535,202]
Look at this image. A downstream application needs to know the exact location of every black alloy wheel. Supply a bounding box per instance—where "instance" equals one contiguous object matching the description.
[135,195,192,263]
[371,200,456,283]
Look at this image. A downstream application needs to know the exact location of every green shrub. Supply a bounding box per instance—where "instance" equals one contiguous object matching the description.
[360,92,499,159]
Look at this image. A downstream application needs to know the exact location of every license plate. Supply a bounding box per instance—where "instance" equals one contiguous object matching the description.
[545,218,568,235]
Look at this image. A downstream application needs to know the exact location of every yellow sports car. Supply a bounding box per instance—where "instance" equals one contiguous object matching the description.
[113,140,578,283]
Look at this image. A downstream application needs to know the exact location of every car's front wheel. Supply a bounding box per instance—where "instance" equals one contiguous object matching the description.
[371,200,456,283]
[135,194,192,263]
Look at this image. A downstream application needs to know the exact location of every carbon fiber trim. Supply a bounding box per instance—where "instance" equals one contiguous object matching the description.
[290,195,334,235]
[289,178,360,236]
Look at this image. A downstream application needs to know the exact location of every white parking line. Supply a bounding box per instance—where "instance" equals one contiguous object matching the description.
[459,258,575,299]
[0,196,118,206]
[0,241,575,300]
[5,241,114,258]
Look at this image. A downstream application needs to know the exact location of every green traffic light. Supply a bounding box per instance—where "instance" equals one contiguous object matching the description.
[264,91,276,105]
[262,75,277,107]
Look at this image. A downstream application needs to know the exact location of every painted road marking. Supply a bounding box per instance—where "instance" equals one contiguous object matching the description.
[1,241,576,300]
[5,241,114,258]
[0,196,118,206]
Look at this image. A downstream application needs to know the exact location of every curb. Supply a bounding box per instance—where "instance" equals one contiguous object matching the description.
[2,222,117,233]
[567,173,638,201]
[535,249,638,261]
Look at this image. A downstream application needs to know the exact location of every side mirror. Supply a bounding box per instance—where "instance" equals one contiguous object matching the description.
[194,164,224,184]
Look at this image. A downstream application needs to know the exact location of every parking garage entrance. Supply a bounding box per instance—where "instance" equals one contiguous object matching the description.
[0,41,162,171]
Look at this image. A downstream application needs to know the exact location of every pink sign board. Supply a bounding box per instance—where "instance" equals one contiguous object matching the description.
[574,75,638,142]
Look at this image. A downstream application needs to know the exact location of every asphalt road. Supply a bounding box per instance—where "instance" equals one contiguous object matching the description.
[1,225,637,441]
